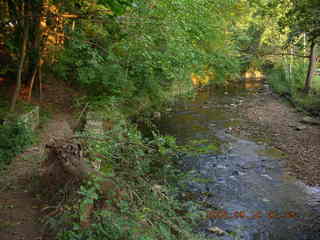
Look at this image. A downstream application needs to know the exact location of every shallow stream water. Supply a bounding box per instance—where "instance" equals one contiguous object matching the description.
[159,80,320,240]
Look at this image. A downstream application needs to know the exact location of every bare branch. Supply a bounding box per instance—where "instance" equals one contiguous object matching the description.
[262,53,310,58]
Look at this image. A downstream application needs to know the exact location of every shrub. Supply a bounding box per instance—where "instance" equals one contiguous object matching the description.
[267,60,308,96]
[53,0,241,105]
[267,60,320,114]
[0,121,34,169]
[47,111,205,240]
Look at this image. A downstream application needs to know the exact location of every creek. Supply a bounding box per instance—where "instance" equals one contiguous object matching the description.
[159,80,320,240]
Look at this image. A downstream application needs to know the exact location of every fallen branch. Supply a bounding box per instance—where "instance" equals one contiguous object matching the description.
[262,53,311,58]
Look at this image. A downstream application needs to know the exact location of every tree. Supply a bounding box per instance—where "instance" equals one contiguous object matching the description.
[53,0,243,102]
[280,0,320,93]
[1,0,248,111]
[1,0,132,111]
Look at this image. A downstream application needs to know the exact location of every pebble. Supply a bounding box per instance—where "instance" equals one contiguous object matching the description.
[288,122,296,128]
[241,162,257,169]
[301,116,320,125]
[261,174,273,180]
[229,176,237,180]
[216,165,227,169]
[217,178,225,183]
[232,170,240,176]
[295,125,307,131]
[208,226,226,236]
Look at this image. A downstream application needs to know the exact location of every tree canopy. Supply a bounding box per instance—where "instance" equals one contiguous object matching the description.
[1,0,320,111]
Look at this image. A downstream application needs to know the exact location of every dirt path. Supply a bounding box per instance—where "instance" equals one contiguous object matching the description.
[235,86,320,186]
[0,79,78,240]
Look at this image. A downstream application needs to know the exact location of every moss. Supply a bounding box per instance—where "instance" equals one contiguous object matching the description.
[257,147,287,159]
[179,137,223,155]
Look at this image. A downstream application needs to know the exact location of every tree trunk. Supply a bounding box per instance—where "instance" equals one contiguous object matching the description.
[304,33,307,63]
[28,2,43,102]
[304,41,317,94]
[39,61,43,101]
[28,65,38,101]
[10,2,30,112]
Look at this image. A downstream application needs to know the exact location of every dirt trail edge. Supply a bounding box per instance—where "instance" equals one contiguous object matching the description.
[0,113,73,240]
[236,86,320,186]
[0,78,79,240]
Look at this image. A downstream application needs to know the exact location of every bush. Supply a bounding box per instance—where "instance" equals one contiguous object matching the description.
[53,0,241,105]
[267,60,320,114]
[267,60,308,96]
[0,121,34,169]
[47,111,205,240]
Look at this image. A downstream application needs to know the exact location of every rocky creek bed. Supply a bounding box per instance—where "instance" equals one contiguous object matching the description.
[159,80,320,240]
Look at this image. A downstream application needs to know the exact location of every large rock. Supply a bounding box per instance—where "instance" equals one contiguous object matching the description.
[300,116,320,125]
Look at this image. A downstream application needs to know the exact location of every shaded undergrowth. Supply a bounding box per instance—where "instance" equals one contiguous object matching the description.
[42,108,208,240]
[267,61,320,115]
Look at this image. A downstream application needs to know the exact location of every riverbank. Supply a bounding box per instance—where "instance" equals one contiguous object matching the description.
[2,78,320,239]
[236,85,320,186]
[0,77,205,240]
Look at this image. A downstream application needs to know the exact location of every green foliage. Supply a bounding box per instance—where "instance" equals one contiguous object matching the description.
[178,139,222,156]
[54,0,242,106]
[59,182,205,240]
[51,113,206,240]
[100,0,133,15]
[0,121,34,169]
[54,0,133,16]
[54,30,131,97]
[267,65,290,94]
[267,60,320,114]
[230,0,290,72]
[279,0,320,43]
[267,60,308,96]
